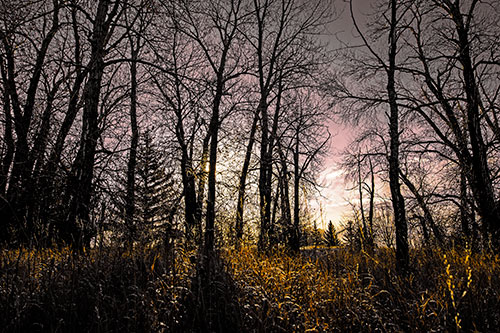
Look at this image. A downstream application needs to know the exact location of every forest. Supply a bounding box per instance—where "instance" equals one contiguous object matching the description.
[0,0,499,331]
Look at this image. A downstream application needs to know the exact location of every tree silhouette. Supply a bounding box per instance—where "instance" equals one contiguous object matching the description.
[324,221,340,247]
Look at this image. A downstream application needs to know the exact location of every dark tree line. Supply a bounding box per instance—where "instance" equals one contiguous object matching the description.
[334,0,500,272]
[0,0,331,254]
[2,0,499,276]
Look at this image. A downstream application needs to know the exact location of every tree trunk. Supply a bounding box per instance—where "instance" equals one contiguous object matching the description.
[357,153,368,249]
[367,157,375,247]
[448,2,500,247]
[0,60,14,244]
[400,171,443,245]
[258,76,283,251]
[0,61,14,197]
[387,0,409,274]
[290,133,301,252]
[277,142,291,245]
[63,0,118,250]
[180,145,198,237]
[459,166,470,241]
[258,97,271,251]
[196,133,210,243]
[270,174,280,245]
[125,38,140,246]
[235,110,259,246]
[204,75,224,256]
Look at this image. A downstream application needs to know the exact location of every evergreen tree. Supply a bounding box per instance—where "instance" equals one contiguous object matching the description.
[134,130,176,245]
[312,220,322,247]
[114,129,177,247]
[323,221,340,247]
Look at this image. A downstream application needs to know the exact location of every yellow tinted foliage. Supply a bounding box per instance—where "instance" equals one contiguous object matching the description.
[224,245,500,332]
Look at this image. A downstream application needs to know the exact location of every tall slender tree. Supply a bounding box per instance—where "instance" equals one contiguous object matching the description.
[62,0,123,249]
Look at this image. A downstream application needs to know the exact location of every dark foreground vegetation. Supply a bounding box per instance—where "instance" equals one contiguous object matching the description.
[1,245,499,332]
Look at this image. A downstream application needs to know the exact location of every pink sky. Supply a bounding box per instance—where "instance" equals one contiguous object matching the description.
[313,1,373,228]
[313,120,355,229]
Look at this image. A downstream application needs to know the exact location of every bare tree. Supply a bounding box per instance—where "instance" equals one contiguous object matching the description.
[342,147,377,249]
[400,0,500,248]
[339,0,410,272]
[0,0,62,245]
[123,0,152,246]
[282,89,330,251]
[168,0,249,255]
[62,0,125,249]
[244,0,331,250]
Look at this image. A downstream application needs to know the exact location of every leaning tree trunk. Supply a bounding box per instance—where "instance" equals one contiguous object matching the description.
[235,110,259,247]
[367,157,375,247]
[204,74,224,256]
[400,171,443,245]
[357,153,368,249]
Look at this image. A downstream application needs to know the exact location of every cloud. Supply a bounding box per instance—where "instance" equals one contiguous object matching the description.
[310,165,351,228]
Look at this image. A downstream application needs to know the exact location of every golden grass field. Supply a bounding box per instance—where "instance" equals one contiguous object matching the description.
[1,245,499,332]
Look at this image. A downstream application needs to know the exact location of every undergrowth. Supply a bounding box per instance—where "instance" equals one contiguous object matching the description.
[1,245,499,332]
[225,246,500,332]
[0,245,195,332]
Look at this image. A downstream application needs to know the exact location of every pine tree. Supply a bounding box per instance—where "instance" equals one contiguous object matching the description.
[113,129,177,247]
[312,220,322,247]
[134,130,176,246]
[323,220,340,247]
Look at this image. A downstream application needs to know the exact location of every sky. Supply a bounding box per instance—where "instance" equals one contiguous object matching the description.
[313,121,354,229]
[312,0,374,229]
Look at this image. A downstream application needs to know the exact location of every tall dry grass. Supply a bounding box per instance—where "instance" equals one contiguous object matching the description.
[0,245,195,332]
[1,244,498,332]
[225,246,500,332]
